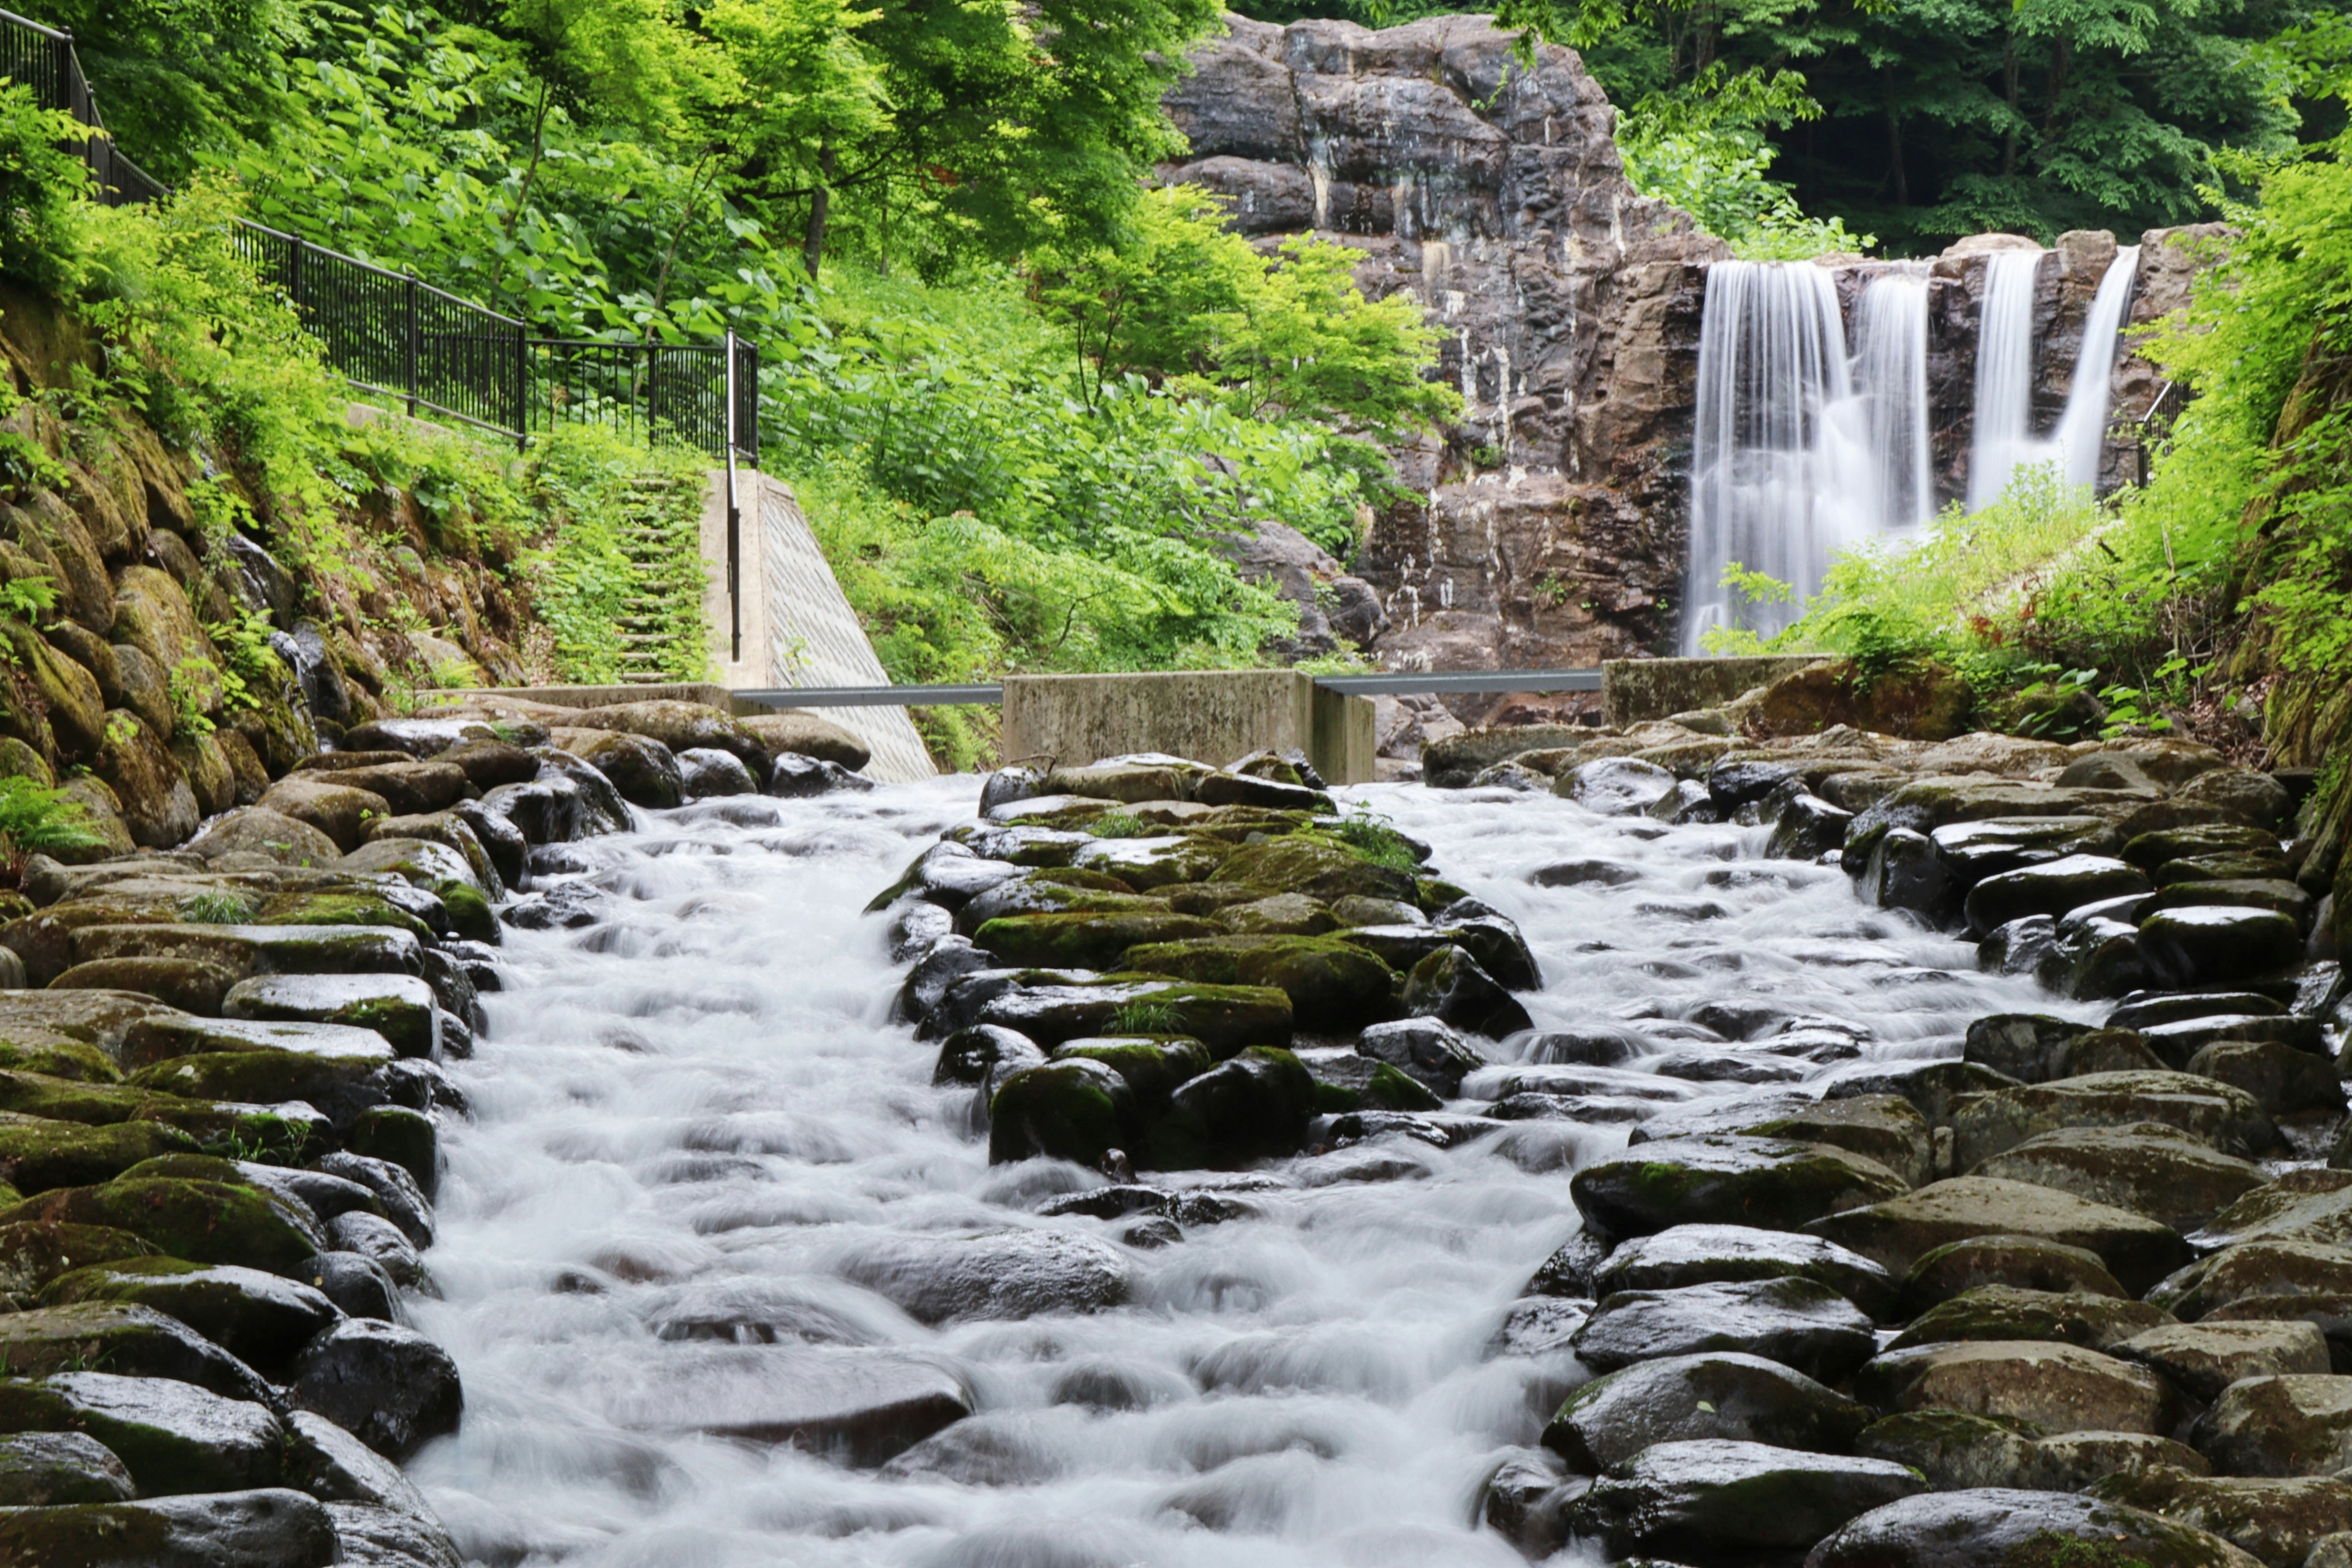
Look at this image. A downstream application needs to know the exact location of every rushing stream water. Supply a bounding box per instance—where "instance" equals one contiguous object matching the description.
[404,777,2081,1568]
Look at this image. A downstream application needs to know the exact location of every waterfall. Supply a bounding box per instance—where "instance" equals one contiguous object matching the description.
[1966,249,2043,511]
[1681,262,1920,652]
[1852,269,1934,529]
[2056,246,2142,488]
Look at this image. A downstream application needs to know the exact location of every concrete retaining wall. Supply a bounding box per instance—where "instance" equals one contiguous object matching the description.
[1001,671,1376,785]
[1602,656,1833,727]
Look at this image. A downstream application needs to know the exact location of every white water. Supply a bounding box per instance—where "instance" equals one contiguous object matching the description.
[1966,246,2141,510]
[407,780,2067,1567]
[1681,263,1932,653]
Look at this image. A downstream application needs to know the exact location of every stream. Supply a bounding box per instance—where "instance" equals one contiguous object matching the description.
[402,777,2078,1568]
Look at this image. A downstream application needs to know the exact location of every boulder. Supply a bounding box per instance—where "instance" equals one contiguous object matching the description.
[94,710,200,848]
[289,1319,462,1461]
[0,1177,326,1275]
[739,710,868,771]
[1950,1072,2279,1169]
[1542,1350,1871,1474]
[1887,1284,2171,1354]
[0,1368,284,1493]
[570,731,682,809]
[2158,1238,2352,1319]
[0,1118,198,1194]
[1119,935,1396,1028]
[1970,1123,2269,1232]
[1355,1016,1484,1095]
[2117,1321,2333,1402]
[1897,1234,2128,1314]
[771,754,875,796]
[1805,1488,2263,1568]
[676,747,759,797]
[1575,1136,1913,1240]
[1809,1177,2192,1294]
[1401,945,1531,1038]
[0,1301,270,1403]
[40,1256,342,1377]
[2176,767,2293,829]
[2185,1039,2346,1118]
[567,699,765,764]
[972,913,1222,970]
[49,956,234,1016]
[834,1230,1132,1325]
[183,807,341,867]
[1858,1340,2174,1434]
[1571,1276,1878,1381]
[1561,757,1678,816]
[299,761,468,818]
[1965,856,2155,937]
[986,1059,1141,1167]
[1592,1224,1898,1321]
[222,974,439,1061]
[1569,1438,1928,1562]
[2139,908,2303,987]
[2193,1376,2352,1477]
[437,737,537,790]
[1856,1409,2036,1491]
[0,1485,337,1566]
[2092,1468,2352,1568]
[0,1428,134,1504]
[1147,1046,1315,1168]
[257,775,392,854]
[2191,1172,2352,1251]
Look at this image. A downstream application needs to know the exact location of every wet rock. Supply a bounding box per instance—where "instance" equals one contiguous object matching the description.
[328,1212,426,1289]
[1355,1016,1484,1094]
[1949,1071,2278,1169]
[314,1152,433,1246]
[1886,1284,2171,1353]
[2035,915,2154,1000]
[570,731,682,809]
[1400,945,1529,1038]
[1808,1176,2191,1294]
[835,1230,1132,1324]
[1215,892,1338,935]
[1931,816,2125,881]
[1964,856,2154,937]
[973,912,1221,971]
[50,956,235,1015]
[39,1256,341,1376]
[437,738,537,791]
[2185,1038,2345,1118]
[2139,908,2302,987]
[2092,1468,2352,1568]
[1858,1340,2173,1435]
[94,710,201,848]
[257,775,393,854]
[1559,758,1678,816]
[1867,828,1958,923]
[1825,1060,2022,1128]
[2193,1376,2352,1477]
[0,1118,198,1194]
[222,974,439,1060]
[1855,1410,2035,1491]
[1120,935,1396,1028]
[1806,1488,2263,1568]
[0,1485,337,1567]
[1962,1014,2098,1084]
[0,1175,325,1276]
[973,980,1291,1055]
[1592,1224,1899,1321]
[1572,1438,1926,1562]
[1477,1447,1579,1558]
[935,1022,1048,1091]
[2049,1029,2169,1079]
[1980,914,2060,978]
[1572,1276,1877,1381]
[1542,1351,1871,1474]
[301,761,469,820]
[290,1319,462,1460]
[1645,1094,1932,1189]
[323,1501,463,1568]
[739,710,869,771]
[2142,1012,2321,1062]
[1767,793,1855,862]
[1573,1135,1912,1240]
[475,771,629,846]
[1897,1235,2128,1314]
[1972,1123,2269,1232]
[986,1060,1142,1167]
[2117,1321,2332,1402]
[298,1251,402,1324]
[128,1046,390,1131]
[0,1428,134,1504]
[2157,1238,2352,1319]
[1147,1046,1314,1168]
[2023,1431,2211,1493]
[0,1368,284,1493]
[1213,837,1418,905]
[2176,767,2293,829]
[2187,1171,2352,1251]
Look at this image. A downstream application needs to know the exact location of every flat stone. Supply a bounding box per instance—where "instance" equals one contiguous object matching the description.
[68,924,423,981]
[1542,1351,1871,1474]
[1964,855,2154,937]
[2139,908,2303,987]
[835,1230,1132,1324]
[1888,1284,2173,1354]
[223,975,440,1060]
[323,1501,463,1568]
[1569,1438,1927,1562]
[2118,1321,2333,1402]
[0,1368,284,1493]
[1971,1123,2270,1232]
[0,1487,337,1567]
[1859,1340,2174,1434]
[1824,1059,2022,1127]
[2022,1431,2209,1492]
[1639,1095,1932,1189]
[1574,1135,1912,1239]
[2092,1468,2352,1568]
[1811,1176,2192,1294]
[1593,1224,1899,1321]
[600,1344,973,1467]
[1573,1276,1879,1381]
[0,1300,270,1402]
[0,1117,198,1194]
[1950,1071,2278,1169]
[2193,1376,2352,1477]
[123,1014,398,1071]
[1807,1488,2263,1568]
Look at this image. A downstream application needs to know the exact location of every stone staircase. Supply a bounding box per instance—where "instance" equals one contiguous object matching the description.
[615,473,701,684]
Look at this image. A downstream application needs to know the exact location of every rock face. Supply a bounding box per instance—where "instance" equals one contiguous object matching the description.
[1164,13,1726,671]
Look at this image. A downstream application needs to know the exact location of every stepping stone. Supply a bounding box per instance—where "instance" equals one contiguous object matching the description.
[2092,1468,2352,1568]
[1859,1340,2174,1434]
[601,1344,973,1468]
[1572,1136,1910,1239]
[1568,1438,1926,1562]
[1541,1351,1870,1474]
[0,1370,284,1494]
[1972,1123,2268,1232]
[1572,1276,1877,1382]
[1592,1224,1898,1320]
[1809,1488,2263,1568]
[1809,1175,2191,1294]
[2117,1320,2332,1403]
[1951,1071,2278,1169]
[1887,1284,2172,1354]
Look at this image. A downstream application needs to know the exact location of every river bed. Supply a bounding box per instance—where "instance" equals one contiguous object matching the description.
[406,777,2073,1567]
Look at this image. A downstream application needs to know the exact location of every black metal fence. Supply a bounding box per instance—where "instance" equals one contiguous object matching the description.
[0,6,756,466]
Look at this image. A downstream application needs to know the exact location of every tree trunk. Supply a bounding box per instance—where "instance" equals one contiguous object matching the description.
[802,141,838,282]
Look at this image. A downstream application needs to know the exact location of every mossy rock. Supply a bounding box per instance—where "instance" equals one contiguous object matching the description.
[1145,1046,1316,1170]
[0,1370,287,1496]
[0,1118,197,1195]
[1572,1134,1914,1238]
[0,1031,121,1084]
[347,1106,436,1197]
[987,1059,1142,1167]
[48,957,236,1016]
[1211,839,1418,905]
[0,1177,325,1276]
[1052,1037,1213,1114]
[433,879,497,944]
[1216,894,1339,936]
[1887,1283,2173,1353]
[0,1071,305,1158]
[127,1049,386,1131]
[971,911,1224,970]
[0,1299,271,1402]
[221,974,438,1061]
[251,891,432,939]
[1363,1062,1443,1112]
[978,979,1292,1055]
[0,1428,135,1505]
[39,1256,341,1377]
[0,1223,159,1300]
[1117,935,1398,1029]
[2120,823,2283,872]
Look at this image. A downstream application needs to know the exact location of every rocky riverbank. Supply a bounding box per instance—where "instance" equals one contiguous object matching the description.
[863,714,2352,1568]
[0,696,876,1563]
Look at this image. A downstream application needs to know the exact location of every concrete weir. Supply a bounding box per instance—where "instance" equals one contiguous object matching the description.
[1000,670,1377,783]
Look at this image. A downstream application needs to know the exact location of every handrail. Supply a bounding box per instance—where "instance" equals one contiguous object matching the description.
[733,669,1608,708]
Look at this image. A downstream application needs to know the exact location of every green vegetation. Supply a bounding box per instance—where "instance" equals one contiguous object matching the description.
[0,775,102,873]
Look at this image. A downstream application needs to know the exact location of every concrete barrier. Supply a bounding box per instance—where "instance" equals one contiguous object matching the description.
[1602,656,1834,726]
[1001,671,1376,784]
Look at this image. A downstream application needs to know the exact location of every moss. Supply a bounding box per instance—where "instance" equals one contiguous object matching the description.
[1053,1038,1212,1112]
[125,1049,383,1129]
[2003,1533,2156,1568]
[0,1073,296,1157]
[972,911,1223,969]
[987,1060,1140,1166]
[0,1035,121,1084]
[0,1120,198,1195]
[0,1177,322,1274]
[1116,935,1397,1028]
[1210,839,1418,905]
[252,890,432,938]
[1363,1063,1442,1112]
[0,1222,161,1298]
[434,880,498,943]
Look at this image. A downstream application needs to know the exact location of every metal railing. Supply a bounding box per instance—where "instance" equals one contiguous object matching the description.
[733,669,1607,709]
[0,6,756,466]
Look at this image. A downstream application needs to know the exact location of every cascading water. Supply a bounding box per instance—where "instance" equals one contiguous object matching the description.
[1965,250,2044,511]
[1851,268,1934,530]
[1681,263,1933,652]
[410,780,2064,1567]
[1966,246,2141,508]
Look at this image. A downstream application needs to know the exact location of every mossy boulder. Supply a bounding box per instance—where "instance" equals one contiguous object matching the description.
[570,731,683,809]
[346,1106,435,1197]
[1052,1036,1212,1114]
[2124,823,2286,872]
[1542,1350,1872,1474]
[1217,893,1339,935]
[2139,907,2304,987]
[1950,1071,2279,1169]
[1734,657,1972,741]
[0,1370,285,1494]
[1809,1175,2192,1295]
[222,974,438,1060]
[1117,935,1397,1029]
[6,622,104,755]
[251,890,434,940]
[49,957,235,1016]
[0,1178,325,1276]
[182,807,342,869]
[1211,838,1418,904]
[971,911,1221,969]
[976,981,1292,1055]
[0,1031,121,1084]
[987,1058,1142,1166]
[0,1222,159,1299]
[1974,1123,2271,1231]
[256,775,393,853]
[170,731,235,818]
[1144,1046,1315,1169]
[0,1118,197,1194]
[1887,1283,2173,1353]
[127,1049,388,1130]
[0,1071,308,1159]
[739,710,868,770]
[1402,945,1532,1039]
[1572,1136,1913,1240]
[94,710,199,848]
[68,922,423,981]
[39,1257,341,1376]
[0,1429,135,1504]
[0,1301,270,1401]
